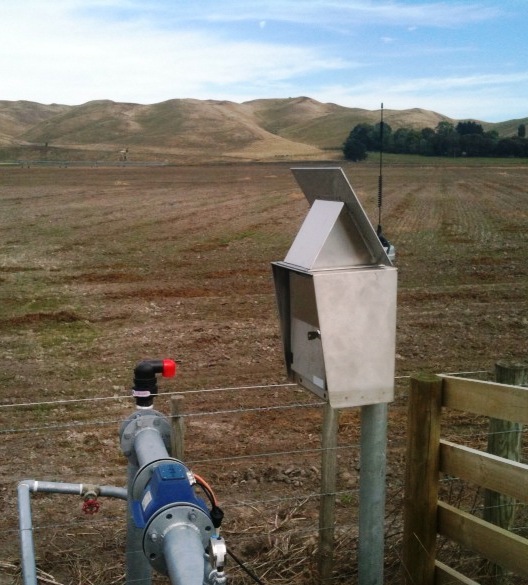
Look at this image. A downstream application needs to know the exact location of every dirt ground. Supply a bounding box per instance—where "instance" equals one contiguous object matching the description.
[0,161,527,584]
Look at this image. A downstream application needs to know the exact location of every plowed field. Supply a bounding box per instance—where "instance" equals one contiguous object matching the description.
[1,161,527,584]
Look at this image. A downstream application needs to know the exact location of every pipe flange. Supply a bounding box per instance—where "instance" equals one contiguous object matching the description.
[119,410,171,464]
[143,504,213,575]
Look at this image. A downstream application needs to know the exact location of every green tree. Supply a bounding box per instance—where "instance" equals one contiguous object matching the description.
[393,127,421,154]
[420,128,436,155]
[347,123,377,150]
[485,129,499,141]
[459,133,492,157]
[456,121,484,135]
[495,138,523,157]
[436,121,456,136]
[372,121,393,151]
[432,121,460,156]
[421,127,435,140]
[518,124,526,138]
[342,136,367,161]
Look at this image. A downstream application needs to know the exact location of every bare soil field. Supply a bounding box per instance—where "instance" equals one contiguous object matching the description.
[0,161,527,584]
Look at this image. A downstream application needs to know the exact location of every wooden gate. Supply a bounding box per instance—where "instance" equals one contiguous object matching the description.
[402,371,528,584]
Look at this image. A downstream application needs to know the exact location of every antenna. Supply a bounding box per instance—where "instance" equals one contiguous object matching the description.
[377,102,384,231]
[375,102,395,263]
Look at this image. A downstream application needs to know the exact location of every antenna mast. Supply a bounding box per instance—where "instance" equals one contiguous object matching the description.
[377,102,384,231]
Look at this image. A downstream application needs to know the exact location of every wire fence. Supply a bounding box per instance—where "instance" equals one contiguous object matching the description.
[1,371,527,584]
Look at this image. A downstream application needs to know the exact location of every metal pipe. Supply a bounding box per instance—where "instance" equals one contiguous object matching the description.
[18,482,37,585]
[19,480,127,499]
[17,480,127,585]
[163,525,206,585]
[126,462,152,585]
[121,412,171,585]
[134,428,170,468]
[358,402,388,585]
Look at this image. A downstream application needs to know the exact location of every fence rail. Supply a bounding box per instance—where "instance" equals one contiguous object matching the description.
[403,366,528,585]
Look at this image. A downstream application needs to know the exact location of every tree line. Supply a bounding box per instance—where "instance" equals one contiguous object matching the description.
[343,120,528,161]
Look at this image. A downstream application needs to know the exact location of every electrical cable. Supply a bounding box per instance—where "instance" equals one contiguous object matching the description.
[193,472,225,529]
[194,472,218,506]
[227,547,267,585]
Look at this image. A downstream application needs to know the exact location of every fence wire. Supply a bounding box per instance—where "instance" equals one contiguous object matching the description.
[2,374,527,585]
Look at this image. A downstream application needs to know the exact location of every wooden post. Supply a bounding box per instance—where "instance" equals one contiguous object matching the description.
[318,403,339,583]
[402,374,443,585]
[170,394,185,460]
[483,360,527,582]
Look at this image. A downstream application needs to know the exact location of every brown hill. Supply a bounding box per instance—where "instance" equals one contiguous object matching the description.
[0,97,525,162]
[0,100,69,146]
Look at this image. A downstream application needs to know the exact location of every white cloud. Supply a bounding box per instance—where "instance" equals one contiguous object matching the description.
[390,72,528,93]
[195,0,501,28]
[0,1,351,104]
[312,71,528,121]
[0,0,524,121]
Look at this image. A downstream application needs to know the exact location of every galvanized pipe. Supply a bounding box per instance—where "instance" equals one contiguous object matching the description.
[134,427,170,468]
[358,402,388,585]
[18,482,37,585]
[20,480,127,499]
[122,413,171,585]
[17,480,127,585]
[163,526,206,585]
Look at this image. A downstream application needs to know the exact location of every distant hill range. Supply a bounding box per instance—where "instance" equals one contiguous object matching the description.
[0,97,526,163]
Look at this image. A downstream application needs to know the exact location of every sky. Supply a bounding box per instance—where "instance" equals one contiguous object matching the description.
[2,0,527,122]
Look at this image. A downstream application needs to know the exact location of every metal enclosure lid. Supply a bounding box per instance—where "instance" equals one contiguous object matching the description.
[290,167,392,267]
[284,199,375,269]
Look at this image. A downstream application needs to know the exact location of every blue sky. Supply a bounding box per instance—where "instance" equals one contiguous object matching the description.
[2,0,527,122]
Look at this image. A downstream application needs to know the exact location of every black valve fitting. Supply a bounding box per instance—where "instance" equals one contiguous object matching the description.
[210,505,225,529]
[132,359,176,408]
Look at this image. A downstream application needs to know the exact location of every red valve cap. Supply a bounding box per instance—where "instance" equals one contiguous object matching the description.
[82,499,100,515]
[162,359,177,378]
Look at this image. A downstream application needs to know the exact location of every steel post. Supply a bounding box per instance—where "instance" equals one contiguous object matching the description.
[18,482,37,585]
[358,402,388,585]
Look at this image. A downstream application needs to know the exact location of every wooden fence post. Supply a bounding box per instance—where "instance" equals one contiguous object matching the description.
[402,373,443,585]
[170,394,185,461]
[318,403,339,583]
[483,360,528,582]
